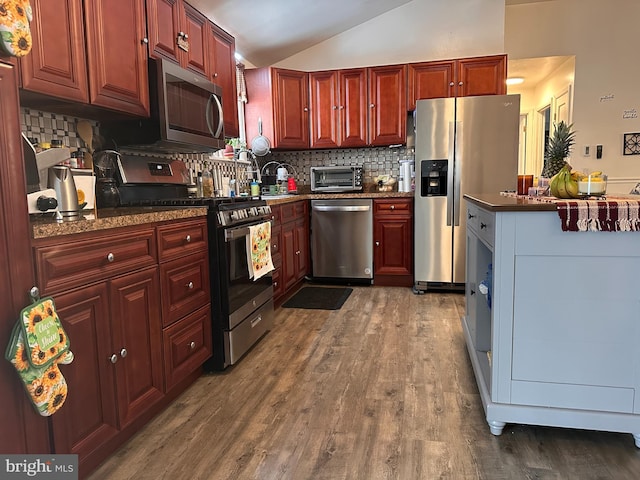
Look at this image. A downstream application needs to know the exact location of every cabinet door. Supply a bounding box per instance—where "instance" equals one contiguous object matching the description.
[374,217,412,277]
[294,218,309,281]
[49,284,119,467]
[281,222,297,290]
[456,55,506,97]
[368,65,406,146]
[339,68,368,147]
[20,0,89,102]
[146,0,181,64]
[181,1,209,77]
[309,71,339,149]
[209,23,239,137]
[110,267,164,428]
[407,60,455,109]
[84,0,149,116]
[273,69,309,149]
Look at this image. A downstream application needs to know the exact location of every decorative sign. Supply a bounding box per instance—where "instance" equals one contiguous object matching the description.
[623,133,640,155]
[600,94,615,102]
[623,109,638,119]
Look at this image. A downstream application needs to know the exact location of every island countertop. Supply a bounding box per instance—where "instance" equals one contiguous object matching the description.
[463,193,557,212]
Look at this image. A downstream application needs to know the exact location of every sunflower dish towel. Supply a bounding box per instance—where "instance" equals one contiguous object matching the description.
[5,296,73,416]
[0,0,33,57]
[246,221,274,280]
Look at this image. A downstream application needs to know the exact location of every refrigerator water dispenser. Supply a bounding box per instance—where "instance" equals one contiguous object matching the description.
[421,160,448,196]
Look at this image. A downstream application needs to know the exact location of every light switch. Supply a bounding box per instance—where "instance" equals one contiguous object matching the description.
[596,145,603,159]
[583,145,590,157]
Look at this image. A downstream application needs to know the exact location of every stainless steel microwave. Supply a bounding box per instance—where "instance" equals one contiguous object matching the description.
[310,166,364,192]
[101,58,225,153]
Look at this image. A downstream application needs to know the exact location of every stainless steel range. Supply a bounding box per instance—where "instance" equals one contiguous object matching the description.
[116,154,274,370]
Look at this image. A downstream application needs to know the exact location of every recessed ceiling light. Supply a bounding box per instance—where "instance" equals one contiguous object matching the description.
[506,77,524,85]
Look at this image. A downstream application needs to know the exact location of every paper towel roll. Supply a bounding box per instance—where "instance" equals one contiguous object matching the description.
[402,162,412,192]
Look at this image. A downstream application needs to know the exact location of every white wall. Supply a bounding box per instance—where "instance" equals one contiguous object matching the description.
[275,0,506,70]
[506,0,640,193]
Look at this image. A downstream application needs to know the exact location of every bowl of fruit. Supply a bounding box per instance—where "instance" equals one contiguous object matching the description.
[578,171,607,197]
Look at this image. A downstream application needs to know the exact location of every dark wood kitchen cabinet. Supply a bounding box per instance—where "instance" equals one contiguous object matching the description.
[373,198,413,286]
[408,55,507,110]
[368,64,406,146]
[146,0,210,78]
[309,68,368,149]
[20,0,149,116]
[245,67,310,150]
[208,23,239,137]
[270,201,309,304]
[0,59,51,457]
[34,226,163,475]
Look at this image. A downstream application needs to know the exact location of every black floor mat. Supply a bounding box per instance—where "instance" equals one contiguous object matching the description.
[282,287,353,310]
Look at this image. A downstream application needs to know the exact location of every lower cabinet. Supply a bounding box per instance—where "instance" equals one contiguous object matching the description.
[270,200,309,304]
[33,216,211,476]
[373,198,413,286]
[49,267,164,474]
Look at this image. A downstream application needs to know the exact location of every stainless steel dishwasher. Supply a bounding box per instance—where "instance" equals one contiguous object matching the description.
[311,198,373,281]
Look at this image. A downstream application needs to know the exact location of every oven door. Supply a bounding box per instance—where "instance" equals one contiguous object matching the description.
[222,220,273,330]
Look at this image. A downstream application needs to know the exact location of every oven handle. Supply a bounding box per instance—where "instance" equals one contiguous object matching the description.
[224,220,272,242]
[312,205,370,212]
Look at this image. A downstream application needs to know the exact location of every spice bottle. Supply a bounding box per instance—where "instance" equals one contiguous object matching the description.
[202,169,213,197]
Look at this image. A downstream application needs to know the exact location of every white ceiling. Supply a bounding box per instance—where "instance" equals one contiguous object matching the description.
[189,0,560,84]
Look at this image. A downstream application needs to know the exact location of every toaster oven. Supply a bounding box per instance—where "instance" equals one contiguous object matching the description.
[310,166,363,192]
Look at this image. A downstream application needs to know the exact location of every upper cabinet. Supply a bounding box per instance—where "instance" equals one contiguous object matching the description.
[20,0,149,117]
[309,68,367,149]
[208,24,239,138]
[146,0,209,78]
[245,68,309,150]
[408,55,506,110]
[368,64,406,146]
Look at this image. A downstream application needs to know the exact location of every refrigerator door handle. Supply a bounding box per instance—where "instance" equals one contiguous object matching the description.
[447,121,455,226]
[453,120,462,226]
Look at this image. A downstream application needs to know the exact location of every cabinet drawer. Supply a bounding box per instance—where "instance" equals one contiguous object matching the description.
[477,210,495,247]
[280,200,307,221]
[270,204,281,224]
[271,224,281,255]
[373,198,412,215]
[160,251,210,326]
[163,305,212,391]
[271,266,284,300]
[157,219,208,262]
[35,228,157,294]
[466,204,480,234]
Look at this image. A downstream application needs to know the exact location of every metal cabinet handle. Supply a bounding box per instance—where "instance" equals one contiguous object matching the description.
[332,105,338,110]
[189,341,196,350]
[370,103,375,108]
[295,250,300,255]
[274,281,278,287]
[183,33,188,39]
[141,37,149,45]
[185,234,191,243]
[449,82,455,86]
[338,105,344,110]
[458,81,463,86]
[273,243,277,249]
[468,213,476,219]
[107,253,115,263]
[187,281,194,289]
[213,72,218,77]
[120,348,127,358]
[179,31,185,37]
[480,222,487,229]
[390,205,395,210]
[303,107,309,112]
[109,354,118,364]
[375,241,380,246]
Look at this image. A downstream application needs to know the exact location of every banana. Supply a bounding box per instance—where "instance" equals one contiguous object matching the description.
[565,176,580,198]
[550,173,560,197]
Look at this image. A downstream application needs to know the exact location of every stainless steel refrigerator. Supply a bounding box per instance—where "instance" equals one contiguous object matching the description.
[413,94,520,292]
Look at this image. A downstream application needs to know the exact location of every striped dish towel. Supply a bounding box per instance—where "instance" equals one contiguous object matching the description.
[556,200,640,231]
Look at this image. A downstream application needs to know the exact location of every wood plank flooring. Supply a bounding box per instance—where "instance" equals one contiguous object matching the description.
[88,286,640,480]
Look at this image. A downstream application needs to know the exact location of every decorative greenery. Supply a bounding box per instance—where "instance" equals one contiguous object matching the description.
[541,121,576,178]
[226,138,246,150]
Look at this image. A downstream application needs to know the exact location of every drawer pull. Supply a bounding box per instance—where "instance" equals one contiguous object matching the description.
[480,223,487,229]
[375,241,380,247]
[390,205,395,210]
[109,354,118,364]
[468,213,476,219]
[470,289,475,296]
[185,234,191,243]
[107,252,115,263]
[120,348,128,358]
[190,341,196,350]
[273,243,277,249]
[186,281,194,289]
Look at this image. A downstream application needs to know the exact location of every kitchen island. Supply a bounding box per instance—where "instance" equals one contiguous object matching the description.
[463,193,640,446]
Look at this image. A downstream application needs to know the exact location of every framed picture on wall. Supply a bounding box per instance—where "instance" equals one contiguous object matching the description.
[623,132,640,155]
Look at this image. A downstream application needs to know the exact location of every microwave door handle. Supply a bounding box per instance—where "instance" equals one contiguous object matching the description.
[206,94,214,137]
[212,94,224,138]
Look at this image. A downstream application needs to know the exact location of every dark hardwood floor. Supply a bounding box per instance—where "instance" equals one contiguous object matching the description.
[88,286,640,479]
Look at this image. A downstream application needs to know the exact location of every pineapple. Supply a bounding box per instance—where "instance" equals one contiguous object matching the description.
[541,121,576,178]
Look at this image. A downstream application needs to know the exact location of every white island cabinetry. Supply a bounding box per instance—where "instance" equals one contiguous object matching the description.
[462,193,640,446]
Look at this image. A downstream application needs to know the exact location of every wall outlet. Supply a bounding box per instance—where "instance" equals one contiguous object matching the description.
[583,145,591,156]
[596,145,603,159]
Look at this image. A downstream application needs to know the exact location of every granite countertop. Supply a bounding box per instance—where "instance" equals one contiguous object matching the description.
[264,191,413,205]
[30,207,208,239]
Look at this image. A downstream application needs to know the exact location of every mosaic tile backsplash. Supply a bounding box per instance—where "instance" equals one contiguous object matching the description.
[21,109,414,187]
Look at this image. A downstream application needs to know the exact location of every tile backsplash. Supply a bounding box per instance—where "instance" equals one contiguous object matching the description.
[21,108,414,187]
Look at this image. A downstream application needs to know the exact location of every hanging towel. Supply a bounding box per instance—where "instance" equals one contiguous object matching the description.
[246,221,274,280]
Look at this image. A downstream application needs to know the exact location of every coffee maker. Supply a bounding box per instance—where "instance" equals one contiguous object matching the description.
[93,150,121,208]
